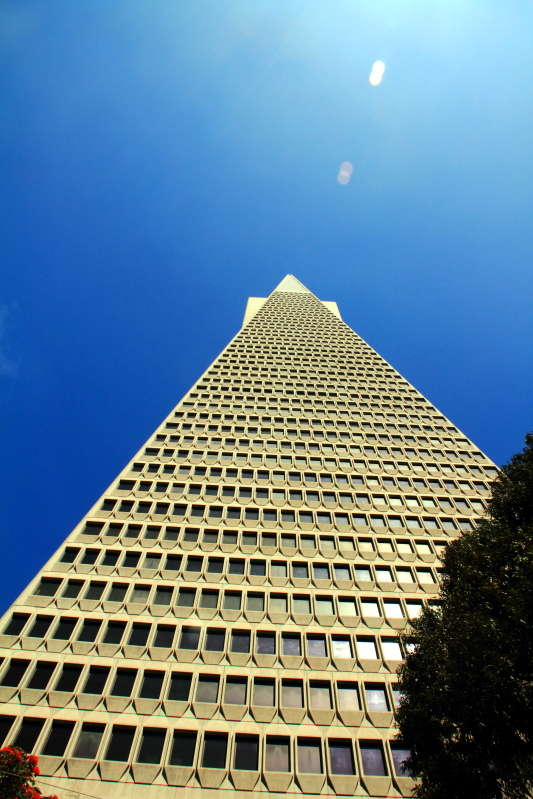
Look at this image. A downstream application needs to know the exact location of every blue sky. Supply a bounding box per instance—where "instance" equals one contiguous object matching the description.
[1,0,532,613]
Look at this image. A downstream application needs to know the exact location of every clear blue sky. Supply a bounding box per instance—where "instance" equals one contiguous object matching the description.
[1,0,532,613]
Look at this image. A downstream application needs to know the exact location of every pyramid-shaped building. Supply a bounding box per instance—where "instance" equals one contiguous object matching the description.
[0,276,498,798]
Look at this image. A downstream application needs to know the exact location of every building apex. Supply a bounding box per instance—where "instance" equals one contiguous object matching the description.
[273,274,312,294]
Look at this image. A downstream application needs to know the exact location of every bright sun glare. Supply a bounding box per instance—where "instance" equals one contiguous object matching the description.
[369,60,386,86]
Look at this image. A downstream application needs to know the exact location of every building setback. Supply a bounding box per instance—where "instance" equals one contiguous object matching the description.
[0,275,497,798]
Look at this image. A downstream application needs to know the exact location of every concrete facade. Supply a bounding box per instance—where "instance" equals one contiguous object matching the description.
[0,275,497,798]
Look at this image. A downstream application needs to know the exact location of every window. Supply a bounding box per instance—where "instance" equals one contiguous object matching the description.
[247,593,264,612]
[3,614,30,637]
[140,670,164,699]
[196,676,219,703]
[77,619,102,642]
[54,663,82,693]
[356,637,378,659]
[360,741,387,776]
[224,677,247,705]
[390,744,411,777]
[292,563,309,579]
[231,630,250,653]
[105,725,136,762]
[137,728,166,764]
[365,684,389,711]
[224,592,241,610]
[128,623,150,647]
[168,673,191,701]
[73,722,105,759]
[355,566,372,581]
[381,638,402,660]
[202,733,228,768]
[169,731,197,767]
[253,679,275,706]
[329,740,355,775]
[34,578,61,597]
[83,666,110,694]
[282,634,301,656]
[177,589,196,607]
[180,627,200,650]
[316,597,334,615]
[307,635,326,657]
[265,737,290,772]
[205,629,225,652]
[338,598,357,616]
[298,739,322,774]
[282,680,303,708]
[103,621,126,644]
[1,659,30,687]
[332,637,352,659]
[257,633,275,655]
[111,669,137,697]
[41,720,74,757]
[234,736,259,770]
[310,681,331,709]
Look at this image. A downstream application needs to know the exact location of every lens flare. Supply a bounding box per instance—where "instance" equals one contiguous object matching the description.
[337,161,353,185]
[369,60,385,86]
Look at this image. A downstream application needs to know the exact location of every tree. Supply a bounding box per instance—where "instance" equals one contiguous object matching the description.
[0,746,58,799]
[396,433,533,799]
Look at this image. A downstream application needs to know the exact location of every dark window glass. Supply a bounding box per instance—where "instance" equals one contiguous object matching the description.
[186,557,203,573]
[202,733,228,769]
[54,664,83,693]
[107,583,127,603]
[13,718,45,752]
[27,662,56,690]
[62,580,84,599]
[256,633,275,655]
[0,716,16,746]
[53,617,77,641]
[250,561,266,576]
[282,635,301,656]
[360,742,387,776]
[235,736,259,770]
[128,624,150,646]
[102,551,120,567]
[28,616,53,638]
[34,579,61,597]
[60,548,79,563]
[105,725,136,762]
[42,721,75,757]
[81,549,99,565]
[177,589,196,608]
[231,631,250,653]
[111,669,137,697]
[153,625,175,648]
[207,558,223,574]
[77,620,102,643]
[391,745,411,777]
[103,621,126,644]
[137,728,166,764]
[83,666,110,694]
[140,671,164,699]
[313,564,330,580]
[154,588,173,606]
[229,560,245,575]
[123,552,141,568]
[307,636,327,657]
[329,741,355,775]
[169,731,196,767]
[205,630,225,652]
[164,554,182,571]
[180,627,200,650]
[200,591,218,609]
[168,673,191,701]
[1,659,30,687]
[3,614,30,636]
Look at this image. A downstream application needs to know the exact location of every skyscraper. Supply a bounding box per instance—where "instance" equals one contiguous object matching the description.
[0,275,497,799]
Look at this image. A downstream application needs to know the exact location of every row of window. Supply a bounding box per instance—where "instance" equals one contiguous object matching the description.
[144,438,485,464]
[97,499,476,532]
[2,656,400,714]
[114,483,485,512]
[78,521,453,552]
[60,542,446,570]
[172,410,448,428]
[1,720,410,783]
[129,462,492,486]
[34,575,430,619]
[4,613,404,662]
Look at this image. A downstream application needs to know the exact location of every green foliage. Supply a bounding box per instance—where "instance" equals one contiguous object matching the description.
[396,433,533,799]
